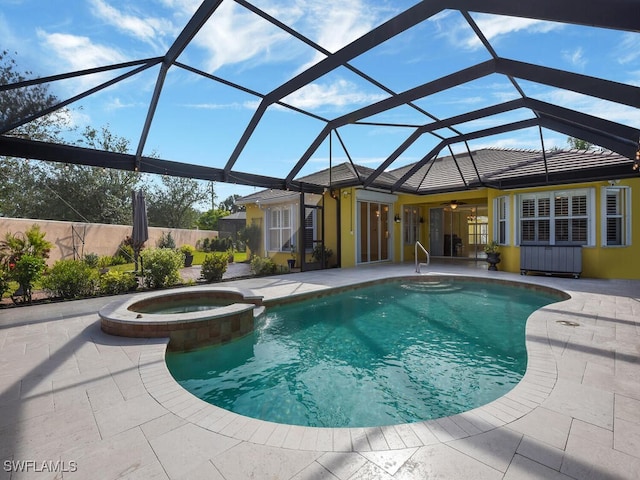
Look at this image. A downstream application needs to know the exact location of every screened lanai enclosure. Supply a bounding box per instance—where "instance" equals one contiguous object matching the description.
[1,0,639,195]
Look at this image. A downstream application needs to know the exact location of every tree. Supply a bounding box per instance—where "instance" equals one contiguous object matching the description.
[0,50,65,141]
[0,50,71,218]
[197,209,230,231]
[566,137,595,151]
[219,194,245,213]
[146,176,209,228]
[43,126,141,223]
[0,52,145,224]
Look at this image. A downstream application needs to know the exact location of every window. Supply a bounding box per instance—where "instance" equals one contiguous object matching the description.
[267,206,293,252]
[517,189,594,246]
[403,206,419,245]
[554,193,587,244]
[602,187,631,246]
[520,196,550,243]
[494,196,510,245]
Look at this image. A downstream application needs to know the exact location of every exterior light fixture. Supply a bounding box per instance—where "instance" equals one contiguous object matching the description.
[394,214,401,223]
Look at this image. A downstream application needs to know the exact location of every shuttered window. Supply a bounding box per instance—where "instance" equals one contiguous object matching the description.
[602,187,630,246]
[518,189,593,246]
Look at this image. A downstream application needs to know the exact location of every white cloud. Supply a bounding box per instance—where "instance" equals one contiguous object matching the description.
[89,0,177,50]
[616,32,640,65]
[105,97,139,111]
[192,1,291,72]
[282,78,386,110]
[562,47,587,69]
[539,88,640,125]
[290,0,387,72]
[440,13,562,51]
[305,1,377,52]
[181,101,251,110]
[37,29,127,71]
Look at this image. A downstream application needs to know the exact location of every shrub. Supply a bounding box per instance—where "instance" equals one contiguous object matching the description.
[0,224,52,269]
[157,232,176,249]
[311,245,333,263]
[179,244,195,256]
[99,270,138,295]
[202,238,211,252]
[226,248,234,263]
[83,252,99,268]
[11,254,46,303]
[116,243,135,263]
[201,252,228,282]
[240,224,261,258]
[97,255,113,269]
[41,259,98,299]
[205,237,232,252]
[250,256,277,276]
[110,255,128,266]
[0,268,11,298]
[140,248,183,289]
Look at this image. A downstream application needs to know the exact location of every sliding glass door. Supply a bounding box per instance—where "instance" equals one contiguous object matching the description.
[357,201,390,264]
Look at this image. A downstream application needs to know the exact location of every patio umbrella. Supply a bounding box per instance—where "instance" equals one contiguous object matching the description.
[132,189,149,273]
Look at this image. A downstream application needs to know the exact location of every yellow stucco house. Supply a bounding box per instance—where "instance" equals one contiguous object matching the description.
[238,148,640,279]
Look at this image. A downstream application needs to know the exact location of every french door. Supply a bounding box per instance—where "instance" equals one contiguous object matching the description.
[357,201,390,264]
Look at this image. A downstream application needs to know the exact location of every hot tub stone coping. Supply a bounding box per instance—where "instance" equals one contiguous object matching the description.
[98,286,263,326]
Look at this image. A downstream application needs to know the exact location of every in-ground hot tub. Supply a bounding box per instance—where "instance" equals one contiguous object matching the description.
[99,287,263,351]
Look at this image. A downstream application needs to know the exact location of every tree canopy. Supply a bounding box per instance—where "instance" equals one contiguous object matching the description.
[1,51,233,229]
[146,175,209,229]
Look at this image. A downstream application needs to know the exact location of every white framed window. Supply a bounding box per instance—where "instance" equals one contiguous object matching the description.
[403,206,419,245]
[601,186,631,246]
[520,195,550,244]
[267,205,293,252]
[494,196,510,245]
[553,191,588,244]
[517,189,594,246]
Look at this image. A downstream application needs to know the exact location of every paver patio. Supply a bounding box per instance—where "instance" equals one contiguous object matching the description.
[0,263,639,479]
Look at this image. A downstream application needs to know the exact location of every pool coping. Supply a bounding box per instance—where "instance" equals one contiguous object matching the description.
[138,274,568,451]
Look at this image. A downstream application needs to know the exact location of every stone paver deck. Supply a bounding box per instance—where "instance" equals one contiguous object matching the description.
[0,263,639,479]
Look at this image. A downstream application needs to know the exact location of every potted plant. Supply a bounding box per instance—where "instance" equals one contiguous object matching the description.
[287,244,296,270]
[484,241,501,271]
[311,244,333,268]
[179,244,195,267]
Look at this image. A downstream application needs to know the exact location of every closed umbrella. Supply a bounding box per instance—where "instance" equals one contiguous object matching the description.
[132,189,149,273]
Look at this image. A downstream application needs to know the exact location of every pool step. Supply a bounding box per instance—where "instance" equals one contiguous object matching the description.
[400,281,462,293]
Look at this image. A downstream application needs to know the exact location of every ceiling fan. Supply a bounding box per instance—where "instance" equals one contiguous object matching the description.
[441,200,466,210]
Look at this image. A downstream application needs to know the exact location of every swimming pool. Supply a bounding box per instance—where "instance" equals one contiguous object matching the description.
[166,278,563,428]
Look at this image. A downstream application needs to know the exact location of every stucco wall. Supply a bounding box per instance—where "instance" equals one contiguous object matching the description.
[0,217,217,265]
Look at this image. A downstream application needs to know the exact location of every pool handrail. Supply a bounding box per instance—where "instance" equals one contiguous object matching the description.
[415,241,430,273]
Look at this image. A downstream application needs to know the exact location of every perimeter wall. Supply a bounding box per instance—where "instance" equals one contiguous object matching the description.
[0,217,217,264]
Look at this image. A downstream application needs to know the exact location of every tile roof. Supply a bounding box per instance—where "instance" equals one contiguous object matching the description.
[239,147,633,201]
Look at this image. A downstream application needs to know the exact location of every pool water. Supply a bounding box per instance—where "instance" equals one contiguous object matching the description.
[130,298,230,314]
[166,279,561,428]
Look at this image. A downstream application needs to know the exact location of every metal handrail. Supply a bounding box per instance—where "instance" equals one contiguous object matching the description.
[415,241,430,273]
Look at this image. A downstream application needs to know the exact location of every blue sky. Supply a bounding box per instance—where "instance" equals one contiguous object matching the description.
[2,0,639,202]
